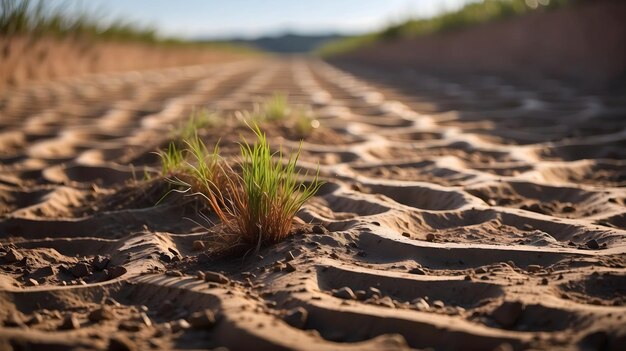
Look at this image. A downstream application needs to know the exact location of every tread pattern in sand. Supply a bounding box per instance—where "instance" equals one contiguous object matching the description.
[1,58,625,350]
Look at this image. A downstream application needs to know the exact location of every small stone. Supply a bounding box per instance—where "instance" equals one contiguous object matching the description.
[378,296,395,308]
[426,233,435,242]
[562,205,576,213]
[432,300,445,309]
[204,271,229,284]
[586,239,600,250]
[333,287,356,300]
[492,301,524,328]
[522,224,533,231]
[139,312,152,327]
[192,240,205,251]
[188,310,216,329]
[196,271,206,280]
[27,313,43,325]
[409,267,426,275]
[108,335,136,351]
[355,290,367,300]
[3,248,23,263]
[464,275,472,281]
[92,255,110,271]
[26,278,39,286]
[59,313,80,330]
[526,265,542,273]
[283,307,308,329]
[474,267,487,274]
[401,232,411,238]
[166,270,183,277]
[37,266,57,277]
[541,278,549,285]
[70,262,91,278]
[368,287,382,298]
[414,298,429,311]
[88,306,114,322]
[170,319,191,332]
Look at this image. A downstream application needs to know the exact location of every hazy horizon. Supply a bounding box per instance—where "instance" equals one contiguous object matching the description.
[46,0,475,40]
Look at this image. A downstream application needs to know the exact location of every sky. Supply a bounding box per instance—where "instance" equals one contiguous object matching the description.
[49,0,475,39]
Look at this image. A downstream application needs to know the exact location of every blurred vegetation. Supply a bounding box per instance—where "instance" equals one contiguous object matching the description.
[0,0,256,52]
[318,0,580,57]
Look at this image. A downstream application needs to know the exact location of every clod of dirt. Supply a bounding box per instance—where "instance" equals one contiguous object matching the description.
[108,266,127,279]
[171,319,191,332]
[283,307,308,329]
[333,287,356,300]
[92,255,111,270]
[3,248,23,263]
[188,310,216,329]
[88,306,114,322]
[586,239,600,250]
[409,267,426,275]
[59,313,80,330]
[27,313,43,326]
[475,267,488,274]
[204,271,229,284]
[368,287,382,298]
[69,262,91,278]
[37,266,57,277]
[432,300,445,309]
[491,301,524,328]
[377,296,396,308]
[355,290,368,300]
[414,298,430,311]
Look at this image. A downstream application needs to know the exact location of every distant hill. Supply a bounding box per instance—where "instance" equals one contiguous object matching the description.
[204,33,347,53]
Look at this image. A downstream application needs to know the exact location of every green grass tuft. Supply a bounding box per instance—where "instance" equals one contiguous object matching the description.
[159,113,322,252]
[262,93,289,121]
[292,107,320,138]
[159,142,185,177]
[179,109,221,140]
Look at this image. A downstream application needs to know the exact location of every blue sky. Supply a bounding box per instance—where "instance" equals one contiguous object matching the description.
[49,0,475,39]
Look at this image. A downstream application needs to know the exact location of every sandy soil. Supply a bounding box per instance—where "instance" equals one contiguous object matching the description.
[0,57,625,350]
